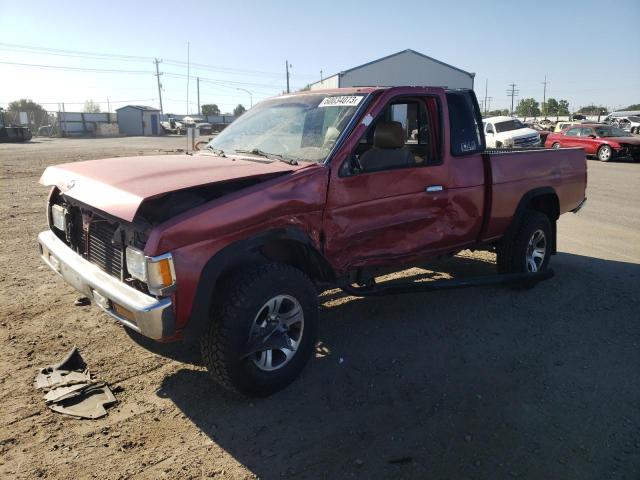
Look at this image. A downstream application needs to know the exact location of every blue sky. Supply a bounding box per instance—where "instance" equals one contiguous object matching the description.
[1,0,638,114]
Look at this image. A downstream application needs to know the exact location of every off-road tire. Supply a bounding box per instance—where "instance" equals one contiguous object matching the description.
[496,210,552,275]
[201,262,318,397]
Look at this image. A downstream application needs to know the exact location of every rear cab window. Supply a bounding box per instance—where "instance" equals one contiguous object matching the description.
[446,91,485,155]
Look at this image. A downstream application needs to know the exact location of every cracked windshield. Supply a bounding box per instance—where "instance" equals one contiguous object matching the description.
[206,94,366,163]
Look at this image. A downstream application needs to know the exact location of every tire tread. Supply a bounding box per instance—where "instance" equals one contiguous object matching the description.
[200,262,315,396]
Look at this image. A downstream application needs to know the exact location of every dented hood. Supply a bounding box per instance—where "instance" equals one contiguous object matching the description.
[40,154,299,222]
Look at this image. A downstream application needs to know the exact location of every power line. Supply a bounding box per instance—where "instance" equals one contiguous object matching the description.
[0,60,153,74]
[0,98,157,105]
[0,59,294,92]
[0,42,152,62]
[0,42,318,79]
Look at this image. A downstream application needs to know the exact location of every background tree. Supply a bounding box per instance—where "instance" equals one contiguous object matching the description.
[83,99,101,113]
[544,98,559,117]
[233,104,246,117]
[577,105,608,115]
[515,98,540,118]
[624,104,640,110]
[558,100,570,116]
[484,109,510,117]
[8,98,46,115]
[201,104,220,116]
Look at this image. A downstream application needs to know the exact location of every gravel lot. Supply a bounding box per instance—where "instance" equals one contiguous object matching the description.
[1,137,639,479]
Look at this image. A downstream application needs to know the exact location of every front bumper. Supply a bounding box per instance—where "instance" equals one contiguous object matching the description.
[38,230,175,340]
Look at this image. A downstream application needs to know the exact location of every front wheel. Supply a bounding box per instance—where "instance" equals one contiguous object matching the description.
[201,263,318,397]
[552,142,561,149]
[497,210,552,275]
[597,144,613,162]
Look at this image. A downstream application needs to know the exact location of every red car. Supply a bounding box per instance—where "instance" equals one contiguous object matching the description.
[545,124,640,162]
[38,87,587,396]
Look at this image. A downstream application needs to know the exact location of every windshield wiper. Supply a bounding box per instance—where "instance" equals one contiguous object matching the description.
[205,145,226,157]
[234,148,298,165]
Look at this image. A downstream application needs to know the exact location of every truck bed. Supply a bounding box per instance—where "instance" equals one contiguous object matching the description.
[481,147,587,242]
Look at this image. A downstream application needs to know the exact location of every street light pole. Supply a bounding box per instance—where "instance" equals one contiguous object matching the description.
[236,88,253,108]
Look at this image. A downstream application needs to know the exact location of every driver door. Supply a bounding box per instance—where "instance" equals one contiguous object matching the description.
[322,90,485,273]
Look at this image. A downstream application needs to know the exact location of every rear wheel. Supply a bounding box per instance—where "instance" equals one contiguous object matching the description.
[597,144,613,162]
[201,263,318,397]
[497,210,552,275]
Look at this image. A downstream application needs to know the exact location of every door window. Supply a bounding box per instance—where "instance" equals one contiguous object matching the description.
[348,97,439,174]
[565,127,580,136]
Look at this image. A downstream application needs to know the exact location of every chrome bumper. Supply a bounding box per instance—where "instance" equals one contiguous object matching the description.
[38,230,175,340]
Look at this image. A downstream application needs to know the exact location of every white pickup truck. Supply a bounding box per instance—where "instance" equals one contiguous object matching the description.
[483,116,540,148]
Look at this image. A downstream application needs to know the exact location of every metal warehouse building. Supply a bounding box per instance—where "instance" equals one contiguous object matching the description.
[116,105,161,136]
[309,49,475,90]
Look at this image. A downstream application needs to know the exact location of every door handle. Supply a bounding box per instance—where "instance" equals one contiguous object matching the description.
[426,185,444,192]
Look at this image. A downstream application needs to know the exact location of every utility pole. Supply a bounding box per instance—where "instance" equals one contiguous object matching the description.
[154,58,164,115]
[541,75,549,119]
[485,96,493,115]
[107,97,110,114]
[286,60,291,93]
[197,77,200,115]
[506,82,519,116]
[61,102,66,137]
[236,88,253,108]
[320,69,323,83]
[483,79,489,115]
[186,42,190,115]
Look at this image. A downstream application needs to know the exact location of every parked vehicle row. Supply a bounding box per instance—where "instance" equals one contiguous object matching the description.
[545,124,640,162]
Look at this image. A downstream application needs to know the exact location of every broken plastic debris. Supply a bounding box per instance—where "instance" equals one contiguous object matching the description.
[34,346,116,419]
[49,384,117,419]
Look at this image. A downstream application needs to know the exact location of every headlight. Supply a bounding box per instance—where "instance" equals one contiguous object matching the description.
[125,247,176,294]
[126,246,147,281]
[51,204,67,231]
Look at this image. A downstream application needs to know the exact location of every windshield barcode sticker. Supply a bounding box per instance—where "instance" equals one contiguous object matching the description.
[319,96,364,107]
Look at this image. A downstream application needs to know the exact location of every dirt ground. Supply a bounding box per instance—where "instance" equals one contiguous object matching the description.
[1,137,639,480]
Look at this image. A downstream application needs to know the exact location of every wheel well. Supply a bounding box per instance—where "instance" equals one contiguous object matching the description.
[527,193,559,221]
[185,233,335,343]
[258,238,334,283]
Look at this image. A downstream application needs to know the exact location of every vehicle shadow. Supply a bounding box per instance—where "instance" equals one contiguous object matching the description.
[157,252,640,479]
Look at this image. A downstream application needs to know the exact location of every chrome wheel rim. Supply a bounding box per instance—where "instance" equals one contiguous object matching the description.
[599,146,611,161]
[249,295,304,372]
[526,229,547,272]
[552,142,560,149]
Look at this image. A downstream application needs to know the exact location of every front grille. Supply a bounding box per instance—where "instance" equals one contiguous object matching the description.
[514,135,540,147]
[619,145,640,159]
[87,220,123,279]
[61,207,124,280]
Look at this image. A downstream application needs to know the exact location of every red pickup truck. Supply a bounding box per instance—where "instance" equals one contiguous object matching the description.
[38,87,587,396]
